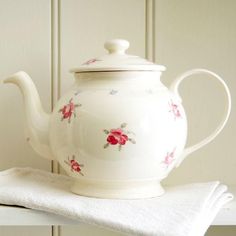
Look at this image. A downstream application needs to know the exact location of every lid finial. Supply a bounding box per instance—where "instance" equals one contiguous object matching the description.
[104,39,130,55]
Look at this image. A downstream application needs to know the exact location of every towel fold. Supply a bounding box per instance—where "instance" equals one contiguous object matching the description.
[0,167,233,236]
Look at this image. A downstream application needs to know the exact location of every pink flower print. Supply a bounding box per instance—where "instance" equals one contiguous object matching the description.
[65,155,84,176]
[107,128,129,145]
[169,100,181,120]
[59,98,81,123]
[163,148,176,167]
[103,123,136,151]
[83,58,101,65]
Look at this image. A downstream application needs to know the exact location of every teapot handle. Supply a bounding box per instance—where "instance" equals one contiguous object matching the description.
[170,69,231,167]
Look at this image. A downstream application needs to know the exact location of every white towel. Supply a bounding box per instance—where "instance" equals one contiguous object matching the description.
[0,167,233,236]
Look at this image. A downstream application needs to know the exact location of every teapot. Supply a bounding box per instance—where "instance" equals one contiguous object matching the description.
[4,39,231,199]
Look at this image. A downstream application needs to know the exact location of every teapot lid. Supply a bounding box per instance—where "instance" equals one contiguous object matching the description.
[70,39,166,73]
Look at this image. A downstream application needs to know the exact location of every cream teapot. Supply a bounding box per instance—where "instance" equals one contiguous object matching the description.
[4,39,231,199]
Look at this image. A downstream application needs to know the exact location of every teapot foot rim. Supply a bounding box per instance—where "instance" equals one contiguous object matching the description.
[70,179,164,199]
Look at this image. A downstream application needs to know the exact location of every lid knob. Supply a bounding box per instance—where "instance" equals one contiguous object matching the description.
[104,39,130,55]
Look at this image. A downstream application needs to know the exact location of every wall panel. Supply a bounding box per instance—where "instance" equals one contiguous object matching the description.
[155,0,236,186]
[60,0,146,93]
[0,0,51,170]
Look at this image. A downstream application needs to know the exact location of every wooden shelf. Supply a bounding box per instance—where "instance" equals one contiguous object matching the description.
[0,205,80,225]
[0,187,235,226]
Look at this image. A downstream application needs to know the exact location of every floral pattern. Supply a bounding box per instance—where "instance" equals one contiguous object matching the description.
[169,100,181,120]
[83,58,101,65]
[59,98,81,123]
[163,148,176,168]
[65,155,84,176]
[103,123,136,151]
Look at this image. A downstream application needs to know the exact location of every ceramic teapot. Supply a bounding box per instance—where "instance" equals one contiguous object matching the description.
[4,39,231,199]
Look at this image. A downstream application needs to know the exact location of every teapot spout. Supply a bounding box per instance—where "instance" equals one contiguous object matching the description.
[4,71,54,160]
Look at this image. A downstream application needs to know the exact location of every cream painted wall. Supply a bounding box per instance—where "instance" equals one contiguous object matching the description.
[0,0,235,235]
[0,0,51,171]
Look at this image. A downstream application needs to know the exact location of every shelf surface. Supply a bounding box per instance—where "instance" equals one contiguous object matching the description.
[0,187,235,226]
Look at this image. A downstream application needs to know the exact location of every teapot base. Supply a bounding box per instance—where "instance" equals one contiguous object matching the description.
[71,178,164,199]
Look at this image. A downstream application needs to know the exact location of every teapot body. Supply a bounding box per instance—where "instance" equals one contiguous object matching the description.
[4,40,231,199]
[49,71,187,198]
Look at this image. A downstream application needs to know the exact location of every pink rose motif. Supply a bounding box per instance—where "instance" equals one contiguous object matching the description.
[65,155,84,176]
[83,58,101,65]
[169,100,181,120]
[103,123,136,151]
[59,98,81,123]
[107,128,129,145]
[163,148,176,167]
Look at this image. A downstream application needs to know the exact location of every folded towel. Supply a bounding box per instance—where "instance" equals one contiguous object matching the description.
[0,168,233,236]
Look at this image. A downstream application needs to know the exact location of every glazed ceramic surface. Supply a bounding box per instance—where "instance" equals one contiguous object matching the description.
[4,39,231,199]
